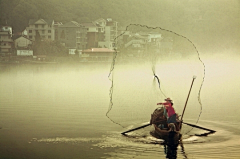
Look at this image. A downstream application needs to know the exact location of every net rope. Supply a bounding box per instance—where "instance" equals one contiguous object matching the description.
[107,24,206,134]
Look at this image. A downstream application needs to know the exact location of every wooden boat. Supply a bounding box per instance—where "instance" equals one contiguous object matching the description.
[149,77,197,142]
[149,107,182,143]
[121,76,197,143]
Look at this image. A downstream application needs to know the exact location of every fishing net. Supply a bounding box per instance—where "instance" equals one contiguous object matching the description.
[107,24,205,135]
[150,107,167,125]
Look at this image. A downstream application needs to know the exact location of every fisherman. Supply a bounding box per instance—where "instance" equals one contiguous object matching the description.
[157,98,177,125]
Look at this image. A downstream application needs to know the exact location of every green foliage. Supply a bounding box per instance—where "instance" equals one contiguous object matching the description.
[35,31,41,42]
[33,39,68,56]
[74,49,79,56]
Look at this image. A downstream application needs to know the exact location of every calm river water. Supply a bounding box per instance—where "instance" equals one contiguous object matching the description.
[0,54,240,159]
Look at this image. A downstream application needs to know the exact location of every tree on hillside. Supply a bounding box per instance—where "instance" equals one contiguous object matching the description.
[1,0,239,52]
[35,31,41,42]
[33,39,68,56]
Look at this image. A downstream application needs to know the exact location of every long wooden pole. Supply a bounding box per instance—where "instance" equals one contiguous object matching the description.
[121,123,151,135]
[180,76,196,128]
[182,122,215,133]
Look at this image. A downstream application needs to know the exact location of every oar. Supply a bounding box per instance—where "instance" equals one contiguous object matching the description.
[182,122,216,133]
[121,121,216,135]
[121,122,151,135]
[121,76,196,135]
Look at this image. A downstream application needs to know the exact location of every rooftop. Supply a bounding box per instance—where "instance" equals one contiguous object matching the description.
[59,21,84,28]
[29,19,54,25]
[81,22,97,28]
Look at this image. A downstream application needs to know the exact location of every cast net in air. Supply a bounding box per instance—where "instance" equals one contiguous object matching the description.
[107,24,205,135]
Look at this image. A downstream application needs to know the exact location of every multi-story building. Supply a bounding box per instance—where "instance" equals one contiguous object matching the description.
[58,21,87,53]
[81,22,99,49]
[0,26,13,56]
[26,19,55,41]
[81,18,118,50]
[124,33,148,49]
[96,18,118,50]
[53,21,63,41]
[147,33,162,49]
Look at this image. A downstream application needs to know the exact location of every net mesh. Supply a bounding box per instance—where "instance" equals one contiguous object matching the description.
[107,24,205,134]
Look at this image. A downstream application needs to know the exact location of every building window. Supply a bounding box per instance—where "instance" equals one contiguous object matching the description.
[35,24,38,28]
[29,36,32,39]
[29,30,32,33]
[48,36,51,39]
[48,30,51,33]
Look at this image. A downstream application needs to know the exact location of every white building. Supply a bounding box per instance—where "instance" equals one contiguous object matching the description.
[14,36,33,48]
[94,18,118,50]
[17,50,33,56]
[26,19,55,41]
[0,26,13,56]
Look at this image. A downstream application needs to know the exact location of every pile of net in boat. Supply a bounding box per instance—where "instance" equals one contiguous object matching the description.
[150,107,167,126]
[150,107,181,131]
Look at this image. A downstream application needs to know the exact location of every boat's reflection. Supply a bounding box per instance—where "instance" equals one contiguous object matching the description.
[179,140,188,159]
[162,136,188,159]
[164,144,178,159]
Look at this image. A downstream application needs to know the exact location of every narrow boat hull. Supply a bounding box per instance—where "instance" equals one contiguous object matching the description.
[150,107,181,144]
[150,124,181,142]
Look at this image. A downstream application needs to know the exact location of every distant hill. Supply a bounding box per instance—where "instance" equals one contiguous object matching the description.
[1,0,239,52]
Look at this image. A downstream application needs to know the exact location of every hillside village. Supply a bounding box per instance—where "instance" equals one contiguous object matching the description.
[0,18,173,63]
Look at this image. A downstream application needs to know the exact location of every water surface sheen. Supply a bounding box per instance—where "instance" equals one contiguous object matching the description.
[0,59,240,159]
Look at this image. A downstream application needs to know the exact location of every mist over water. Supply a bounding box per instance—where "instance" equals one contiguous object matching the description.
[200,53,240,122]
[1,0,240,158]
[0,52,240,158]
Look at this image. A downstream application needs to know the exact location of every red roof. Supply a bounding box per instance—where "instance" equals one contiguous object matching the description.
[82,48,115,53]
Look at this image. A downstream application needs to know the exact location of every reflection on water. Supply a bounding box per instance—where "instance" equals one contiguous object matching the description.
[89,120,240,159]
[164,143,178,159]
[0,54,240,158]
